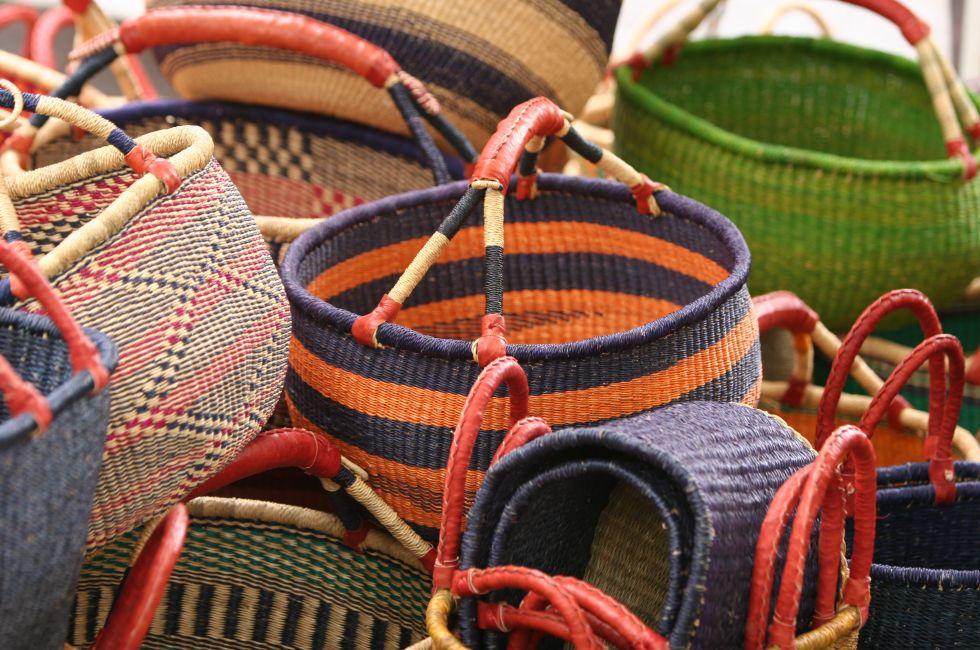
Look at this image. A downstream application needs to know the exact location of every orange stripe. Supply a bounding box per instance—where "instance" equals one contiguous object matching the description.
[397,290,680,343]
[290,306,757,429]
[306,221,730,301]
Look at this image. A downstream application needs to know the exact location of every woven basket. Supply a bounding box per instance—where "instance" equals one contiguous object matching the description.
[282,97,761,543]
[31,7,476,257]
[456,399,815,648]
[0,238,117,650]
[754,290,980,465]
[613,0,980,330]
[746,424,878,649]
[142,0,621,146]
[0,90,290,550]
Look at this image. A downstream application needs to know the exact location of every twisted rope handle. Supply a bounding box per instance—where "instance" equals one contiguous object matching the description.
[186,427,436,569]
[860,335,964,503]
[65,7,477,178]
[352,96,669,365]
[761,2,833,37]
[0,237,108,440]
[0,50,109,111]
[0,5,38,59]
[745,425,877,650]
[91,503,189,650]
[628,0,978,179]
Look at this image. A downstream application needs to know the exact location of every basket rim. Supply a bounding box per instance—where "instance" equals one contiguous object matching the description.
[615,35,980,182]
[0,308,118,445]
[281,173,751,363]
[91,98,466,176]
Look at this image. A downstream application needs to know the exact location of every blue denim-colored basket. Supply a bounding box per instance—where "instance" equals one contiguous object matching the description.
[457,401,816,649]
[0,245,118,650]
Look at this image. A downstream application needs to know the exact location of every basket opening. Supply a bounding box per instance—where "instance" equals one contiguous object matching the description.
[0,320,72,421]
[34,108,448,222]
[300,188,736,344]
[640,39,952,162]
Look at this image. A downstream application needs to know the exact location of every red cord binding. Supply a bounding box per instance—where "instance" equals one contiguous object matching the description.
[0,4,39,58]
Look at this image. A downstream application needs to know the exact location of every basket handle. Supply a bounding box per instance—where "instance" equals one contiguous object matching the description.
[64,7,477,178]
[433,356,531,589]
[90,503,189,650]
[185,426,436,569]
[627,0,979,179]
[352,96,669,365]
[745,425,876,650]
[506,576,666,650]
[0,82,180,202]
[428,566,603,650]
[27,5,73,69]
[860,334,964,503]
[0,5,38,59]
[761,2,833,37]
[0,237,108,434]
[816,289,942,448]
[0,50,110,111]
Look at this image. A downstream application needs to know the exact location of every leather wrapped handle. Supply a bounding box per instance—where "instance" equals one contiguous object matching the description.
[0,238,108,412]
[860,334,964,503]
[452,567,603,650]
[433,356,531,589]
[508,576,666,649]
[92,504,189,650]
[745,425,876,649]
[0,5,38,58]
[28,5,73,69]
[754,291,819,336]
[816,289,942,449]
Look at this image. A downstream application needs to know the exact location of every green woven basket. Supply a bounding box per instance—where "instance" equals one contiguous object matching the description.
[614,31,980,330]
[69,497,430,649]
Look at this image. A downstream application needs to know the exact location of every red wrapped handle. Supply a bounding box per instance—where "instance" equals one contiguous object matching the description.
[92,504,189,650]
[816,289,942,449]
[28,5,74,69]
[112,7,397,88]
[860,334,964,503]
[470,97,567,192]
[433,356,530,589]
[0,5,38,58]
[453,567,603,650]
[753,291,820,407]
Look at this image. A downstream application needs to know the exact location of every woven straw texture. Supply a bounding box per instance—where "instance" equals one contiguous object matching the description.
[0,310,117,649]
[282,174,762,542]
[614,36,980,330]
[458,402,816,648]
[3,127,290,550]
[143,0,620,145]
[69,497,429,649]
[32,100,464,259]
[859,462,980,648]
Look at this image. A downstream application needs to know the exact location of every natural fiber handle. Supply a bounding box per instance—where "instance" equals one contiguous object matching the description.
[745,425,876,650]
[186,427,435,568]
[429,566,603,650]
[0,5,38,58]
[816,289,942,449]
[0,50,109,110]
[0,83,179,196]
[0,237,108,435]
[508,576,666,650]
[761,2,833,37]
[352,97,668,364]
[91,503,189,650]
[861,334,964,503]
[65,7,476,178]
[629,0,979,179]
[433,356,531,589]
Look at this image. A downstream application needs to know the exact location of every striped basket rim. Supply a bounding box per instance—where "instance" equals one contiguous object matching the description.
[281,173,751,363]
[616,35,980,180]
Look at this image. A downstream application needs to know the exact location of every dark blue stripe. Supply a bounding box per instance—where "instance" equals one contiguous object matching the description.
[282,594,304,646]
[223,585,243,638]
[312,601,331,649]
[107,128,136,154]
[340,609,360,650]
[252,589,274,641]
[194,584,214,637]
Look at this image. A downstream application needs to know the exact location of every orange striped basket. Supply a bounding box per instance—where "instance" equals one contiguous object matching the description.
[281,97,761,542]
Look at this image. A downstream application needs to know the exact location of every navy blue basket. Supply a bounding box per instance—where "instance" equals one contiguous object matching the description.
[457,401,815,648]
[0,242,117,649]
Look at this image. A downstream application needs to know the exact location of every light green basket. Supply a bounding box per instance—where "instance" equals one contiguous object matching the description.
[614,35,980,330]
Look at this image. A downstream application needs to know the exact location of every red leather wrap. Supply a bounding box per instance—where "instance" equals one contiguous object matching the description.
[492,416,552,464]
[753,291,819,335]
[28,5,73,68]
[471,98,566,192]
[351,293,401,347]
[119,7,398,87]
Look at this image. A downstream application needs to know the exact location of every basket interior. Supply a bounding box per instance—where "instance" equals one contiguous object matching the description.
[299,186,737,344]
[0,315,72,421]
[639,38,952,161]
[34,108,447,222]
